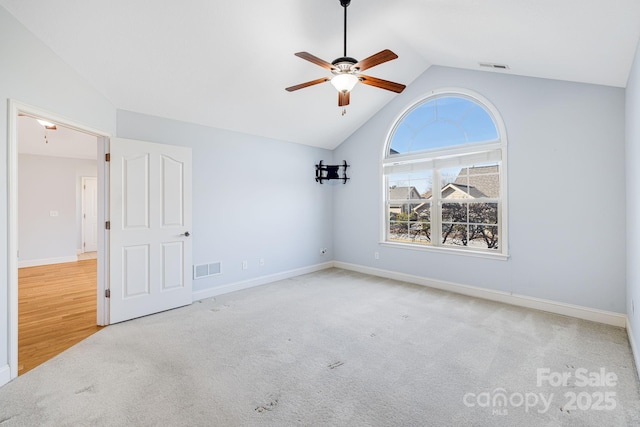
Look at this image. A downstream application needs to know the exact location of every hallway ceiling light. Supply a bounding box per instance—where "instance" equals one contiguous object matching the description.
[36,119,57,130]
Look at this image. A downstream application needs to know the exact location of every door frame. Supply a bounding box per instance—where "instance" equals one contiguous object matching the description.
[81,176,98,253]
[7,99,111,381]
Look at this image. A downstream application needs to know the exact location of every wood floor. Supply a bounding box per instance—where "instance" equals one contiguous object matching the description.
[18,257,103,375]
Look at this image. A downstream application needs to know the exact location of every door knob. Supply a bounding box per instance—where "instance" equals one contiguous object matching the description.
[181,231,190,237]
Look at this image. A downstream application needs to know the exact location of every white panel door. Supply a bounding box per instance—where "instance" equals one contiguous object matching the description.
[82,177,98,252]
[109,138,192,324]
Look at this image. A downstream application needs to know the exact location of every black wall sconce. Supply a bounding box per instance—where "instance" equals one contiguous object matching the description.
[315,160,350,184]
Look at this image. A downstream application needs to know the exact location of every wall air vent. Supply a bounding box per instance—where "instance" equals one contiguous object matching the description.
[193,262,221,279]
[479,62,510,70]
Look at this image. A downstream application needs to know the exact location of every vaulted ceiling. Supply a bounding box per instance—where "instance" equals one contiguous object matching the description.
[2,0,639,149]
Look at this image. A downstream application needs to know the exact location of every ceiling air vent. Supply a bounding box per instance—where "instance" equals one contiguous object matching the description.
[479,62,510,70]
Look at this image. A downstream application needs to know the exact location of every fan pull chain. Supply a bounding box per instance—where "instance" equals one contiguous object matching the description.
[342,108,347,116]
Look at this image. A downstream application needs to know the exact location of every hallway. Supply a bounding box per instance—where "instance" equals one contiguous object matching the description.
[18,256,103,375]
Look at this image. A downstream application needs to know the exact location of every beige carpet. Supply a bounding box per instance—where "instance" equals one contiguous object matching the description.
[1,268,639,426]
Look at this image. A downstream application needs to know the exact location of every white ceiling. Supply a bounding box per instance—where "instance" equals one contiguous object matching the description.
[2,0,640,149]
[18,116,97,160]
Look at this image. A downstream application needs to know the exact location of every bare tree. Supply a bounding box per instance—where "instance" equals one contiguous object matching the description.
[441,202,498,249]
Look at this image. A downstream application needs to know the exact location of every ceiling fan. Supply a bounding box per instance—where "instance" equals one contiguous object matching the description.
[286,0,406,110]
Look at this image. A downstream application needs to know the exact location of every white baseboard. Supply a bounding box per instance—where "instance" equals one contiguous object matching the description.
[627,318,640,381]
[18,255,79,268]
[192,262,334,301]
[192,260,626,328]
[334,261,627,328]
[0,364,10,388]
[18,255,78,268]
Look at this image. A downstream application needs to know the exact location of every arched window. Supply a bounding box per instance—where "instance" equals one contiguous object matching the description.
[382,90,508,257]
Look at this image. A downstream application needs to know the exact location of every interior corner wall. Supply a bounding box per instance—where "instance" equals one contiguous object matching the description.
[116,110,334,294]
[626,39,640,364]
[18,154,97,264]
[333,65,626,314]
[0,5,116,383]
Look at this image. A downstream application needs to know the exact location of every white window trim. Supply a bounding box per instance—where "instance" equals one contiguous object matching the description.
[379,87,509,258]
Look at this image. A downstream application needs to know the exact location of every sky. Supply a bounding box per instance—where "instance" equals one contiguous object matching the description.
[389,96,498,155]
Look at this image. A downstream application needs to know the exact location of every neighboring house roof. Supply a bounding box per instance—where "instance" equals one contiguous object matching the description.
[453,166,500,198]
[389,186,422,200]
[441,183,487,199]
[416,166,500,201]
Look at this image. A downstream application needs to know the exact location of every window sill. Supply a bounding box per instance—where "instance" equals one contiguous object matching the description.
[379,241,510,261]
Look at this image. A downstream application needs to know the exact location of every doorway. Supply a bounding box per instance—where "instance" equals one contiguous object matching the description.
[16,115,101,374]
[8,100,110,380]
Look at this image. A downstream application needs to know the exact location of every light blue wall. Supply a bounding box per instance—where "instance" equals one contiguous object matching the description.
[18,155,97,263]
[0,6,115,380]
[116,110,334,293]
[626,40,640,363]
[333,66,626,313]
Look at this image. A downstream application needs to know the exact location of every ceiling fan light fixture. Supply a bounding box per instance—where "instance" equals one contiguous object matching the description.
[36,119,57,130]
[286,0,404,107]
[330,73,359,93]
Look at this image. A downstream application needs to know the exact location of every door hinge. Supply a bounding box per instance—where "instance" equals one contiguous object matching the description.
[105,153,110,162]
[105,221,111,230]
[105,289,111,298]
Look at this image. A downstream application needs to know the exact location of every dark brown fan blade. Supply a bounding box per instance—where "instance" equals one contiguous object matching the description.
[295,52,336,71]
[353,49,398,72]
[338,91,350,107]
[359,75,406,93]
[285,77,330,92]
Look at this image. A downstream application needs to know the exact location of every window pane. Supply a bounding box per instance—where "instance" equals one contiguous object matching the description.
[388,96,498,155]
[388,172,432,201]
[415,202,431,222]
[469,203,498,225]
[469,225,499,250]
[449,164,500,198]
[442,224,468,247]
[440,167,462,188]
[388,171,432,245]
[389,221,409,242]
[409,221,431,244]
[442,202,468,223]
[388,200,432,245]
[460,105,499,143]
[413,121,466,151]
[388,125,412,155]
